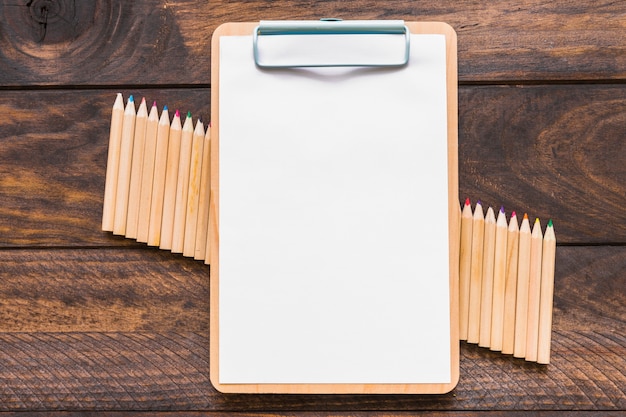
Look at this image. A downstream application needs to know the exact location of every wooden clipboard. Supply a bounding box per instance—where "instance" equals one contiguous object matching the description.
[209,20,459,394]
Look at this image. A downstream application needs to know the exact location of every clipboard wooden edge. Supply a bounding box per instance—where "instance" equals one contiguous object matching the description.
[209,21,460,394]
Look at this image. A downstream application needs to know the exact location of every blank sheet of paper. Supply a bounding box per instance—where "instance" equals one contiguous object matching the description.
[218,33,451,384]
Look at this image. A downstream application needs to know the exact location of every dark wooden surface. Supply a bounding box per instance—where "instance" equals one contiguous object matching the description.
[0,0,624,415]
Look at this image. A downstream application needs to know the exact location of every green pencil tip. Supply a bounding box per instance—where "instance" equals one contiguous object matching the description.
[548,219,553,227]
[187,111,192,118]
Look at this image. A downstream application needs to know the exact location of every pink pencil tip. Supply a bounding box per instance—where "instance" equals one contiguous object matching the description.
[511,211,517,217]
[141,97,146,103]
[175,110,180,117]
[152,101,157,107]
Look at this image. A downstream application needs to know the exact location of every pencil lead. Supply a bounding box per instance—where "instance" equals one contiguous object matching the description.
[141,97,146,104]
[511,211,517,218]
[535,217,540,225]
[175,109,180,118]
[476,200,482,206]
[464,197,471,206]
[500,205,505,214]
[152,101,157,107]
[129,95,134,103]
[163,105,168,111]
[523,213,528,220]
[548,219,553,227]
[187,111,192,119]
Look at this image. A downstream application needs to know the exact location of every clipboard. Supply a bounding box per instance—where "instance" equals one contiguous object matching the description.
[209,20,460,394]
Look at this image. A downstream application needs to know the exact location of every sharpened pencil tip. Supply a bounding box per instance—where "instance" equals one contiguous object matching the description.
[464,197,471,206]
[163,105,168,111]
[500,205,505,214]
[129,95,134,103]
[476,200,482,206]
[152,101,157,107]
[548,219,553,227]
[511,211,516,218]
[175,109,180,118]
[187,111,192,118]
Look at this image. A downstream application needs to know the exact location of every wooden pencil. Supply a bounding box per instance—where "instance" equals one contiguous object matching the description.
[113,95,137,236]
[159,110,183,251]
[537,219,556,364]
[195,123,212,261]
[479,206,496,348]
[184,118,206,257]
[490,206,508,351]
[136,102,159,243]
[459,198,474,341]
[467,200,484,344]
[525,218,544,362]
[172,111,194,254]
[125,97,148,239]
[102,93,125,232]
[147,106,171,247]
[513,213,532,358]
[501,211,519,355]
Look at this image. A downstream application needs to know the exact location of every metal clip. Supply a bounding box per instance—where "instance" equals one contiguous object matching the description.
[253,19,410,68]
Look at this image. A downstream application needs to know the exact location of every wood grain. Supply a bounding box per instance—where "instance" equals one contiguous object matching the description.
[0,89,210,247]
[459,84,626,244]
[1,86,625,247]
[1,1,626,86]
[0,246,622,411]
[0,329,622,411]
[0,248,209,332]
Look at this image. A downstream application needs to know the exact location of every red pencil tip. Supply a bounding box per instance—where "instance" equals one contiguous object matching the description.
[464,197,471,206]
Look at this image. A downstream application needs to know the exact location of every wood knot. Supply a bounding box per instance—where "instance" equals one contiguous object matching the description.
[22,0,75,43]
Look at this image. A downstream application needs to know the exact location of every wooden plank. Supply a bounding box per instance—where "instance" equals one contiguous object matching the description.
[0,330,622,411]
[1,1,626,86]
[458,84,626,244]
[0,89,210,247]
[1,86,624,247]
[0,248,209,333]
[0,413,615,417]
[0,246,622,410]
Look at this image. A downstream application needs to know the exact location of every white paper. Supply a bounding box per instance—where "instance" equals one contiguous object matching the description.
[218,33,451,384]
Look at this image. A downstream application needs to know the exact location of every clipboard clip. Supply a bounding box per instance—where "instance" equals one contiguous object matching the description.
[253,19,410,68]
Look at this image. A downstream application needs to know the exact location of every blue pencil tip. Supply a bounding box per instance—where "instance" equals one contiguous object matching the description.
[129,95,134,103]
[163,105,168,111]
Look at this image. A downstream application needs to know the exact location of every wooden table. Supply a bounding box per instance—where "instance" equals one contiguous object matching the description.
[0,1,624,415]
